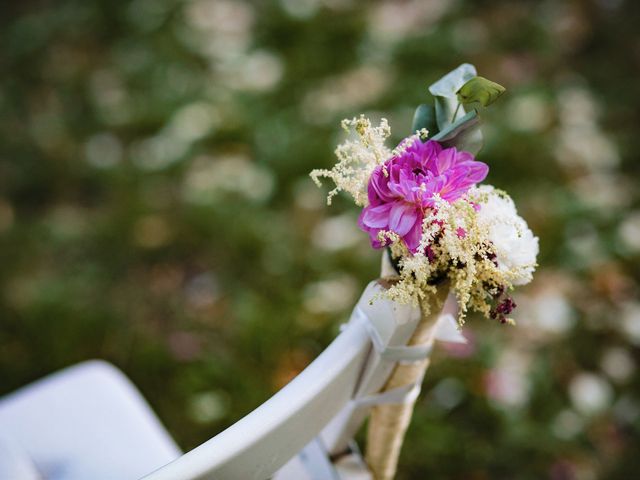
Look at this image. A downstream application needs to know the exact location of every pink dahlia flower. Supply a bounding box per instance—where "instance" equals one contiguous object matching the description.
[358,139,488,253]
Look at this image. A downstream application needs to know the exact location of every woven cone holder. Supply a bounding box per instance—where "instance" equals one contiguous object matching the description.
[365,284,449,480]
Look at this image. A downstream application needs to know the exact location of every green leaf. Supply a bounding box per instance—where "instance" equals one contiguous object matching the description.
[431,110,483,155]
[456,76,506,107]
[433,96,456,133]
[431,110,477,141]
[428,63,477,130]
[448,122,483,155]
[429,63,478,98]
[411,104,438,135]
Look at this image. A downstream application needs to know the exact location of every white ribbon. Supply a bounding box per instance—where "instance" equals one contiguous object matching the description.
[352,307,433,364]
[336,299,464,408]
[353,380,422,408]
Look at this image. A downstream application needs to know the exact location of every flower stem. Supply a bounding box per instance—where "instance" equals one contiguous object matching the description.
[452,102,462,122]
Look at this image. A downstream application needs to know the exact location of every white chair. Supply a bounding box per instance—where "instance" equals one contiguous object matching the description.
[0,279,465,480]
[0,360,181,480]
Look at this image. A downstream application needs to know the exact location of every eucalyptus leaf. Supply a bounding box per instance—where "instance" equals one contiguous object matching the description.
[433,96,457,133]
[431,109,483,155]
[411,104,438,135]
[456,76,506,107]
[428,63,477,98]
[431,110,478,142]
[428,64,477,130]
[445,123,484,155]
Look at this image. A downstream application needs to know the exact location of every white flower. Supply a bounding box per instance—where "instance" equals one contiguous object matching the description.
[473,185,539,285]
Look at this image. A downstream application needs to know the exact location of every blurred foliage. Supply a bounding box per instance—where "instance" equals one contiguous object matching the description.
[1,0,640,479]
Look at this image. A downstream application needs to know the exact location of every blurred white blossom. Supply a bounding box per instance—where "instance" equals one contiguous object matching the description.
[302,66,391,123]
[618,211,640,252]
[182,0,254,60]
[552,409,584,439]
[182,154,275,204]
[303,275,358,314]
[367,0,452,45]
[217,50,284,92]
[312,214,363,251]
[188,391,230,424]
[279,0,320,19]
[84,132,123,168]
[293,180,325,210]
[600,347,635,384]
[518,290,575,335]
[619,302,640,346]
[485,350,531,408]
[130,134,190,171]
[569,372,613,415]
[166,102,220,142]
[506,93,551,132]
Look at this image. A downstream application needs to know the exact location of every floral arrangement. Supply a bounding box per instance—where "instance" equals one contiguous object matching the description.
[311,64,538,326]
[311,64,539,480]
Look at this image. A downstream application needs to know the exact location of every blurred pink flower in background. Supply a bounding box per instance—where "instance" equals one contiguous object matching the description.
[441,330,477,358]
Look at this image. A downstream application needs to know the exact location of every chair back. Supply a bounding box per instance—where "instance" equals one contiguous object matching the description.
[141,316,371,480]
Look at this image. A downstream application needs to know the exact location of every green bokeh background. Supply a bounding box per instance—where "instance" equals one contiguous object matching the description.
[1,1,639,478]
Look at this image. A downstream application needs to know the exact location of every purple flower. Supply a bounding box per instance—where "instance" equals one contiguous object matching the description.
[358,139,488,253]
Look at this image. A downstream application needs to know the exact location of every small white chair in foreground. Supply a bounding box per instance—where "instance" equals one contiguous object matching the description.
[0,280,466,480]
[0,361,181,480]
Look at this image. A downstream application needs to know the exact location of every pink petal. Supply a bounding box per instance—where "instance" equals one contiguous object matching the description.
[424,140,442,158]
[368,167,394,203]
[440,161,489,200]
[464,161,489,183]
[403,216,423,253]
[423,141,443,173]
[423,175,447,206]
[361,203,392,229]
[435,148,457,175]
[358,212,386,250]
[369,228,386,249]
[455,151,475,163]
[389,202,418,236]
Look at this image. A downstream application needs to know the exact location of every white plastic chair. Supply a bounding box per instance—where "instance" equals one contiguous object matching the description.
[0,360,181,480]
[0,279,465,480]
